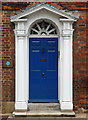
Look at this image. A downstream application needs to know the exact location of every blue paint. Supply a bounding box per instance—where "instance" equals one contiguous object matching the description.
[29,38,58,102]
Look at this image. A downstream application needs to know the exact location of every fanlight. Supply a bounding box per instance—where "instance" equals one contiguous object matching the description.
[30,20,57,35]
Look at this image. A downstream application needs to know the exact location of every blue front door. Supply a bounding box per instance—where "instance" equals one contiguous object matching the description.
[29,38,58,102]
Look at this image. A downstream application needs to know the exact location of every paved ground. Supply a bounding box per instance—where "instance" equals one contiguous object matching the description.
[7,117,88,120]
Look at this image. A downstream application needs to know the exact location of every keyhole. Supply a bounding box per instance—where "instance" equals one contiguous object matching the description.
[42,73,45,76]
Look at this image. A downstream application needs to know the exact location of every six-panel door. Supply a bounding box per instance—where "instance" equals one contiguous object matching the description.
[29,38,58,102]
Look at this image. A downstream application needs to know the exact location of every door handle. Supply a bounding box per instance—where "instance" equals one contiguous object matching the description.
[42,48,44,54]
[42,73,45,76]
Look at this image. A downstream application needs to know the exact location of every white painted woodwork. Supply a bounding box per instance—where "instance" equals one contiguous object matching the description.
[60,22,73,110]
[14,22,28,110]
[11,4,77,111]
[30,20,57,35]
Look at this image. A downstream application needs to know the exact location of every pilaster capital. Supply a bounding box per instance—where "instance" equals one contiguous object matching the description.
[62,29,74,37]
[59,19,74,37]
[13,21,28,37]
[14,29,27,37]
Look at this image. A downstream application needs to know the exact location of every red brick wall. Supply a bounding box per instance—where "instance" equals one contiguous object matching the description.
[87,2,88,110]
[73,10,87,110]
[1,2,88,112]
[0,2,2,110]
[2,11,15,103]
[1,2,30,103]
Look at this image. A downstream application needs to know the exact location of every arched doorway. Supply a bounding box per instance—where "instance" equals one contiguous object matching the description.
[29,20,59,102]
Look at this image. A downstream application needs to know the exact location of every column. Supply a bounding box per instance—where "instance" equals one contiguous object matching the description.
[60,21,74,110]
[14,22,28,110]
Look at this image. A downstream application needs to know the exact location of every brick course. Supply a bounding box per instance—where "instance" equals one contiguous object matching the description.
[1,2,88,113]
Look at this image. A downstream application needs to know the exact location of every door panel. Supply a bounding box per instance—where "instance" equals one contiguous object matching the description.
[29,38,58,102]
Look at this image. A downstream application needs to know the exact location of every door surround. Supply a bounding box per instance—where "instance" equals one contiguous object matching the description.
[10,3,78,111]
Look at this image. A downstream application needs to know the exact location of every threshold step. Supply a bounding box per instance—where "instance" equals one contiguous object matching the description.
[28,103,60,110]
[12,111,75,117]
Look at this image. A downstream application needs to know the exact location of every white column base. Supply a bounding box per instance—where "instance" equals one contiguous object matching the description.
[15,102,28,110]
[60,102,73,111]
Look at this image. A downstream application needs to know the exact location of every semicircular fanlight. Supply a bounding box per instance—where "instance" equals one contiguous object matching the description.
[30,20,57,35]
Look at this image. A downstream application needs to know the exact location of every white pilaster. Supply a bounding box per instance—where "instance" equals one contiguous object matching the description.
[15,22,28,110]
[60,20,74,111]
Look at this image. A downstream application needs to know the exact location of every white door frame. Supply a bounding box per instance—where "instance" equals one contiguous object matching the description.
[10,4,77,111]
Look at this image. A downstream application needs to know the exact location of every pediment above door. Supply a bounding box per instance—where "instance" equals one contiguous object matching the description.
[10,3,79,22]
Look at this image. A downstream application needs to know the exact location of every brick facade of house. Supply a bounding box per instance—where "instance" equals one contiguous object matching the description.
[1,2,88,113]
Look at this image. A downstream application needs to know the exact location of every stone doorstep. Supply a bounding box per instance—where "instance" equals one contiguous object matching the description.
[28,103,60,110]
[12,111,75,117]
[11,103,75,117]
[5,113,88,120]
